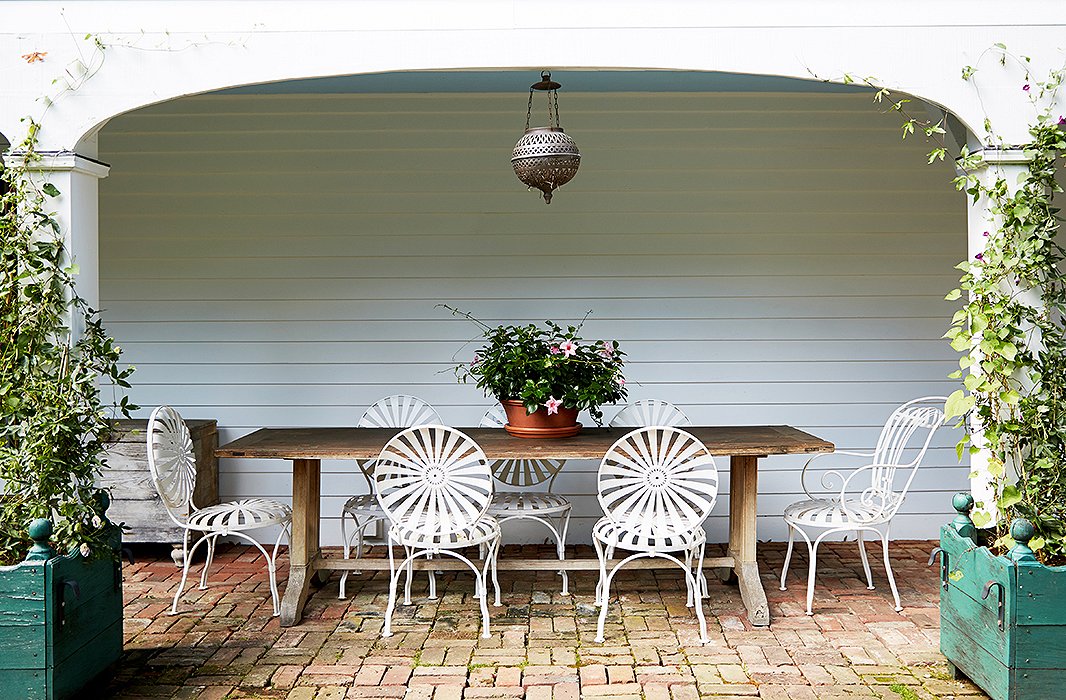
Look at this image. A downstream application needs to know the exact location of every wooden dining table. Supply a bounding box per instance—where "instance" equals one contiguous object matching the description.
[216,425,833,627]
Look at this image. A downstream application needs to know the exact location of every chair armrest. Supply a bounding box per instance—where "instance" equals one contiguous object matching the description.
[799,450,875,499]
[838,463,900,524]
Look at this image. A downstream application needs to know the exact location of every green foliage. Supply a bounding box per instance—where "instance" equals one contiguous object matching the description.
[874,47,1066,564]
[441,305,627,424]
[0,121,136,566]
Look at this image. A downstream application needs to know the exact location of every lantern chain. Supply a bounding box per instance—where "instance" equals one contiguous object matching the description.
[525,88,535,131]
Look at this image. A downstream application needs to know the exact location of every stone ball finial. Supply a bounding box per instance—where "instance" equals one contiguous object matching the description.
[1010,518,1035,544]
[24,518,55,562]
[28,518,52,543]
[1007,518,1038,563]
[949,492,976,541]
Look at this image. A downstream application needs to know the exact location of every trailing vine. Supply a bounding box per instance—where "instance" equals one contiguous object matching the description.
[851,47,1066,564]
[0,39,136,565]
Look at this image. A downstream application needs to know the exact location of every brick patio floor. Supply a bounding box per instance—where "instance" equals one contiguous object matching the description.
[105,540,989,700]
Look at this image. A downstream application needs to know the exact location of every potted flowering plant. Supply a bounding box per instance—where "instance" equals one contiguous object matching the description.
[443,306,627,437]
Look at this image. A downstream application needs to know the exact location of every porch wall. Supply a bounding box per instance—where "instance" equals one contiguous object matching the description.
[98,90,966,545]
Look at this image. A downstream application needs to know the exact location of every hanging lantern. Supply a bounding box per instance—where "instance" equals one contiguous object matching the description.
[511,71,581,204]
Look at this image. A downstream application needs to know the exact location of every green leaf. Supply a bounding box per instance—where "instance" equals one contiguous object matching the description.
[1029,536,1046,551]
[945,289,962,301]
[995,343,1017,361]
[972,510,993,528]
[944,390,975,419]
[42,182,60,197]
[998,485,1023,509]
[948,570,964,582]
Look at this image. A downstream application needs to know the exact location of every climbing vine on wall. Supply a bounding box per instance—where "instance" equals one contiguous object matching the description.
[853,46,1066,564]
[0,38,136,566]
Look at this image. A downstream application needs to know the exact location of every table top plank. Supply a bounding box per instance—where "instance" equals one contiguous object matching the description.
[216,426,833,460]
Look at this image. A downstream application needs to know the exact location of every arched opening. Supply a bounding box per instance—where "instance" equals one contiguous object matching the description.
[94,69,967,545]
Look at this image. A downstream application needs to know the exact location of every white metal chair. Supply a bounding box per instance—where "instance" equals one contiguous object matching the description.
[375,425,501,638]
[780,396,947,615]
[147,405,292,616]
[593,426,719,644]
[608,398,705,598]
[338,394,441,598]
[610,399,692,428]
[480,406,572,594]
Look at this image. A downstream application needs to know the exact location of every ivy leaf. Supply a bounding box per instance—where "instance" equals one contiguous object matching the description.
[998,485,1023,509]
[944,390,975,419]
[945,289,962,301]
[42,182,60,197]
[1029,536,1046,551]
[948,570,964,582]
[972,510,993,528]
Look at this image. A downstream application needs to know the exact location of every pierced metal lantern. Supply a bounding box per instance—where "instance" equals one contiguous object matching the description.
[511,71,581,204]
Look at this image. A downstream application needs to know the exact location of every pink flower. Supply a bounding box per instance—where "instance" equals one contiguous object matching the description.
[471,353,480,365]
[982,231,989,237]
[599,341,614,357]
[559,340,577,357]
[975,252,984,261]
[544,396,562,415]
[1023,84,1031,92]
[615,376,626,386]
[550,345,561,355]
[1059,116,1066,125]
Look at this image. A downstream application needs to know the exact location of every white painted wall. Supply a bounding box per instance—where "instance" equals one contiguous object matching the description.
[97,89,967,545]
[3,1,1065,150]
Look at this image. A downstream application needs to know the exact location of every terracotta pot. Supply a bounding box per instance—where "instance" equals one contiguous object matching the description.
[500,399,582,438]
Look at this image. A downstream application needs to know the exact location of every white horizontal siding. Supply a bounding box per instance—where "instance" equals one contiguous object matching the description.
[98,90,967,545]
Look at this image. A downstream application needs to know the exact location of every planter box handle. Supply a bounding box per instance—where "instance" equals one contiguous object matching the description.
[927,547,948,589]
[57,578,81,628]
[981,580,1005,631]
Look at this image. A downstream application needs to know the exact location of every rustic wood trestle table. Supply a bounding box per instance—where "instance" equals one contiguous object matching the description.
[216,425,833,628]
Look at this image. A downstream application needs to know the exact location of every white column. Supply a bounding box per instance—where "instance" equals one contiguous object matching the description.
[5,151,110,315]
[965,147,1031,526]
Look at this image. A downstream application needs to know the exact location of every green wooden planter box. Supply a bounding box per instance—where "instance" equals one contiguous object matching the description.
[0,521,123,700]
[936,496,1066,700]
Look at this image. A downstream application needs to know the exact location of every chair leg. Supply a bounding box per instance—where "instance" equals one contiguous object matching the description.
[803,531,823,616]
[199,534,218,590]
[780,525,796,591]
[382,542,401,637]
[556,509,571,596]
[491,539,502,607]
[690,544,710,644]
[338,511,350,599]
[879,528,903,612]
[857,530,875,590]
[427,552,437,600]
[595,562,616,644]
[403,546,414,605]
[268,525,288,616]
[170,530,193,615]
[354,516,369,573]
[472,549,493,639]
[592,537,608,607]
[684,548,695,607]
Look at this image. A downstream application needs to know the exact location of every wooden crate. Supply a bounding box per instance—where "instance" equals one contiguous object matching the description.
[100,419,219,546]
[0,532,123,700]
[939,525,1066,700]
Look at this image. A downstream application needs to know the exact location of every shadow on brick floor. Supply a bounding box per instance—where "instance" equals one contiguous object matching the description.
[99,540,988,700]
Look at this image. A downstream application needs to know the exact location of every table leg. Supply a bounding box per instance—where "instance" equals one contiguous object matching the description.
[280,458,321,627]
[728,455,770,626]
